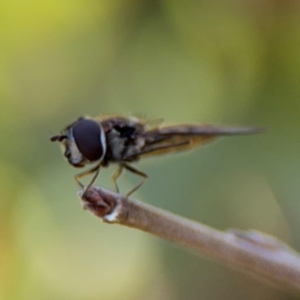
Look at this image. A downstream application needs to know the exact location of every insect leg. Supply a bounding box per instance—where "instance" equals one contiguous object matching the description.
[74,164,101,190]
[122,164,148,197]
[111,165,124,193]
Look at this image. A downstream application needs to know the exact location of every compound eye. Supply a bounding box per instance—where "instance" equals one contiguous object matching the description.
[72,119,105,161]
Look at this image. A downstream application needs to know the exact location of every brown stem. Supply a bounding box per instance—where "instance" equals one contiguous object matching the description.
[79,186,300,295]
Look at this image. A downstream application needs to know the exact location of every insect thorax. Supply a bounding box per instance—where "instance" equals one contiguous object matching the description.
[105,128,145,163]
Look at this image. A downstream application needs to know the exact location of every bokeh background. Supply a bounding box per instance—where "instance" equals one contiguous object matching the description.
[1,1,300,299]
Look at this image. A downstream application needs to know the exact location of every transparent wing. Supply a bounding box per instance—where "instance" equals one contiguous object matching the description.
[135,124,262,158]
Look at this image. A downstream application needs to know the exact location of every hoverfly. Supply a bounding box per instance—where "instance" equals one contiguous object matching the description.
[51,115,261,196]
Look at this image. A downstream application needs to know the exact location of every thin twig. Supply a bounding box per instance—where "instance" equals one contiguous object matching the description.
[79,186,300,295]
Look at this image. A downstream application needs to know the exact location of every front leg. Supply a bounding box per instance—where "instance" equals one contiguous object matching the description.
[75,163,101,192]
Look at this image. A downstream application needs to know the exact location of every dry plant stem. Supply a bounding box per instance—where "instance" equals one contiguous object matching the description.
[79,186,300,294]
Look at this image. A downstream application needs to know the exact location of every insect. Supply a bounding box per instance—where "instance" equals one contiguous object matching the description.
[51,115,261,196]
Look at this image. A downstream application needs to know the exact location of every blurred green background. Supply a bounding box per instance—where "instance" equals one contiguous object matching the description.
[1,1,300,299]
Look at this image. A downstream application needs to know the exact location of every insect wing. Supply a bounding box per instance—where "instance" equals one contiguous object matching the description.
[136,124,261,158]
[155,124,261,136]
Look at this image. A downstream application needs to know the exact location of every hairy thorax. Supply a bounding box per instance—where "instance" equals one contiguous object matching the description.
[105,127,146,163]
